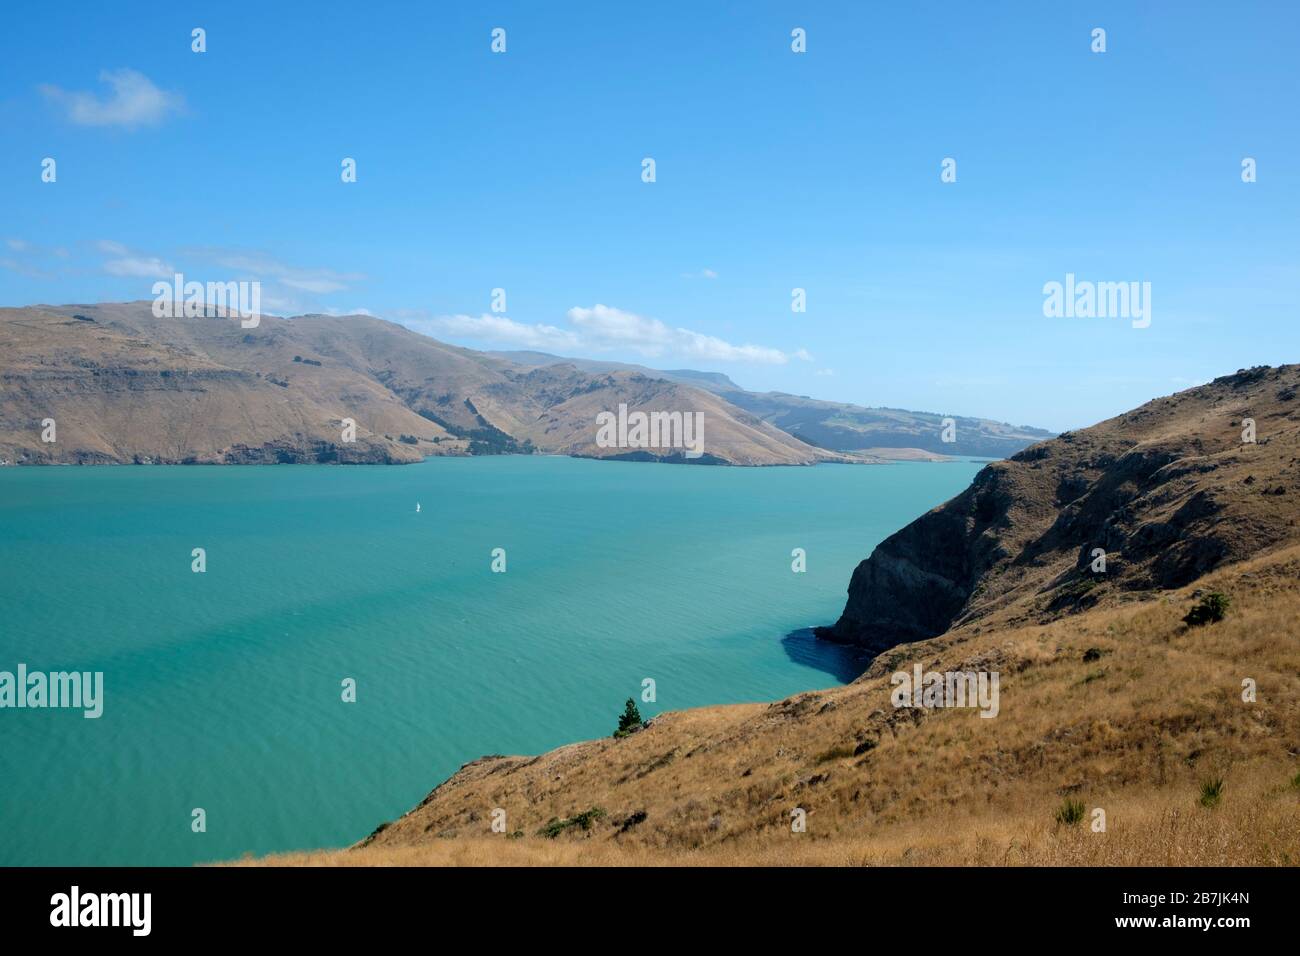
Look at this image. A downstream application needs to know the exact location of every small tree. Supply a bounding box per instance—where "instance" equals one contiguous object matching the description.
[1184,592,1230,626]
[614,698,644,738]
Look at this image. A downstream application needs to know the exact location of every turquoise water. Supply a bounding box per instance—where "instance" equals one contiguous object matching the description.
[0,456,981,865]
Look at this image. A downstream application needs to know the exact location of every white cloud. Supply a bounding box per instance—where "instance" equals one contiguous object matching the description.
[102,255,173,278]
[41,69,183,129]
[92,240,173,278]
[815,368,835,377]
[282,276,347,294]
[681,268,719,279]
[1,239,69,278]
[421,303,799,365]
[0,258,52,278]
[208,252,362,294]
[256,292,299,317]
[426,314,581,351]
[568,304,793,364]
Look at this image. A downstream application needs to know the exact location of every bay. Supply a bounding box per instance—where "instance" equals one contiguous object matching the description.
[0,456,981,865]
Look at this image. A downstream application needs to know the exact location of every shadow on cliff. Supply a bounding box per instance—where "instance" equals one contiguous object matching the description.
[780,627,874,683]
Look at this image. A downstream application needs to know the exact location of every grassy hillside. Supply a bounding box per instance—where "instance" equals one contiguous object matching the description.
[820,365,1300,650]
[491,349,1054,459]
[241,545,1300,866]
[0,303,847,466]
[234,368,1300,867]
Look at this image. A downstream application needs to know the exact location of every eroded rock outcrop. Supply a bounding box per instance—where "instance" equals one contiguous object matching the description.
[817,365,1300,650]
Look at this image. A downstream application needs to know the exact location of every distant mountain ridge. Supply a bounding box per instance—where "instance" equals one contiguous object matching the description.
[0,303,1050,467]
[490,349,1053,458]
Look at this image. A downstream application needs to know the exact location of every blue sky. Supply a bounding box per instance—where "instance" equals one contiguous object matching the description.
[2,1,1297,432]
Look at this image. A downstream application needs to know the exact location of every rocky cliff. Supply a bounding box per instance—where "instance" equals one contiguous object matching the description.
[817,365,1300,650]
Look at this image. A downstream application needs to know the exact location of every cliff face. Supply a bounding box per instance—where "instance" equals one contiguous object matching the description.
[817,365,1300,650]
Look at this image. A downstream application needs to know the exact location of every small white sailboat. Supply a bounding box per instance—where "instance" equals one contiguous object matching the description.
[415,502,421,513]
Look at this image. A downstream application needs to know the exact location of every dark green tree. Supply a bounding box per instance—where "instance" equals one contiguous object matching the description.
[614,698,644,737]
[1184,592,1230,626]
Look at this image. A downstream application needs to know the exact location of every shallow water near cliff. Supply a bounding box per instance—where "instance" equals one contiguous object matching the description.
[0,455,982,865]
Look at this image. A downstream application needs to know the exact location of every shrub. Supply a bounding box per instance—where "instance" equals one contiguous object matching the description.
[1055,798,1086,826]
[538,808,606,839]
[1199,777,1225,808]
[815,745,856,763]
[1184,592,1230,626]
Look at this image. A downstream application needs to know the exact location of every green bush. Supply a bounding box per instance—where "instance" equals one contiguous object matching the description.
[1184,592,1230,626]
[1055,798,1086,826]
[1199,777,1224,808]
[538,808,606,839]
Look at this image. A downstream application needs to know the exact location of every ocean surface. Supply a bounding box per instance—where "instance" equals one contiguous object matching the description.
[0,455,983,865]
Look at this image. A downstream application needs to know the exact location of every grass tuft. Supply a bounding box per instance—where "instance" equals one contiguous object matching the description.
[1055,799,1087,826]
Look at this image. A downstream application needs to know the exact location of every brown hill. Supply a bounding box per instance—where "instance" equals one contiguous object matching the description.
[247,544,1300,867]
[817,365,1300,652]
[490,349,1054,459]
[236,366,1300,867]
[0,302,845,467]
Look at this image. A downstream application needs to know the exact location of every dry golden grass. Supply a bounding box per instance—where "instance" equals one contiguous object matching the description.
[234,544,1300,867]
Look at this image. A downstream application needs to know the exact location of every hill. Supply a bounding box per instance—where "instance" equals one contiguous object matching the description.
[237,366,1300,867]
[0,303,845,467]
[245,544,1300,867]
[491,349,1053,459]
[817,365,1300,651]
